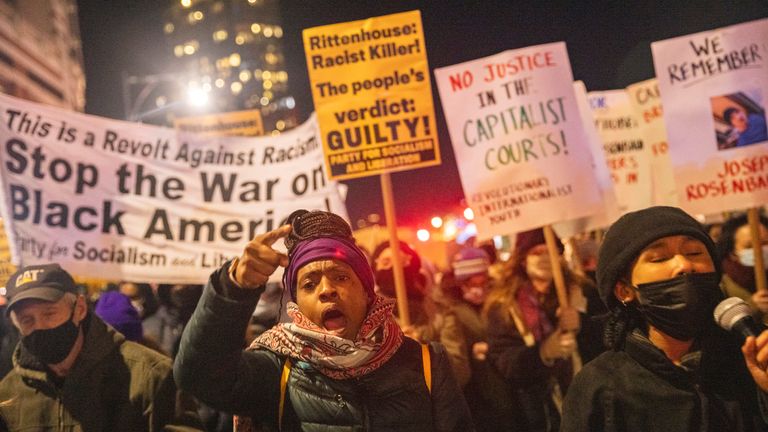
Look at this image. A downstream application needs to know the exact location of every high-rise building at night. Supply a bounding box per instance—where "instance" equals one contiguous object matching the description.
[0,0,85,110]
[142,0,297,134]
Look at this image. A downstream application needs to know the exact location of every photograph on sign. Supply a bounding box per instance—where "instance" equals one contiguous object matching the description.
[711,91,767,150]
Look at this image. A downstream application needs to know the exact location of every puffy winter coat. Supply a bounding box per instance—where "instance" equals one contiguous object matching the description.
[0,313,203,431]
[174,264,473,432]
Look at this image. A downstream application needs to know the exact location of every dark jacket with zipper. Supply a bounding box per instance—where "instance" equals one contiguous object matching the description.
[561,328,767,432]
[173,263,474,432]
[0,313,203,431]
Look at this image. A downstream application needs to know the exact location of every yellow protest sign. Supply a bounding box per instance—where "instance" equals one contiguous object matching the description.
[0,219,15,287]
[174,109,264,137]
[303,10,440,180]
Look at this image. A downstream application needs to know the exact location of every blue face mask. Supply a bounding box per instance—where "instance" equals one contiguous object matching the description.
[736,245,768,267]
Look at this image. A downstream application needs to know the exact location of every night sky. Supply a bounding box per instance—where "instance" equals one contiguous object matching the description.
[76,0,768,229]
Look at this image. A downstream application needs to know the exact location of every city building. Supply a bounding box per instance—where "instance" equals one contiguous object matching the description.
[127,0,297,134]
[0,0,85,111]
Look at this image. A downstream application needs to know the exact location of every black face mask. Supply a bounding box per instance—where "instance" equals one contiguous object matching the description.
[375,269,422,298]
[633,272,723,341]
[22,307,80,365]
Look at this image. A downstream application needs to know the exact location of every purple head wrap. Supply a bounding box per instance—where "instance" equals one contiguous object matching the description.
[283,237,374,301]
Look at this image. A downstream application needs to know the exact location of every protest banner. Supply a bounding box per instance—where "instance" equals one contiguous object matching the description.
[302,10,440,181]
[626,79,678,207]
[0,93,346,283]
[588,89,654,214]
[651,18,768,215]
[434,42,603,240]
[174,109,264,137]
[553,81,620,239]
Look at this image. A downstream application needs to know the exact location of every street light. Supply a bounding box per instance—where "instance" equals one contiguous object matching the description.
[186,86,209,107]
[430,216,443,228]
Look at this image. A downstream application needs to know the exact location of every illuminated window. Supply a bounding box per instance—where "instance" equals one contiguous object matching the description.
[213,30,228,42]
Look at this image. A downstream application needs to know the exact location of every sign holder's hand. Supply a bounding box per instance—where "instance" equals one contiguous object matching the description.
[229,224,291,289]
[742,330,768,393]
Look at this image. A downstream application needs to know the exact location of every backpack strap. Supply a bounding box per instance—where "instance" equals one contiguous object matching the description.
[278,358,293,431]
[421,343,432,394]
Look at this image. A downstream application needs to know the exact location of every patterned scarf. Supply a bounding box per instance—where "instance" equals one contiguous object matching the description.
[234,295,403,431]
[515,280,555,342]
[251,294,403,379]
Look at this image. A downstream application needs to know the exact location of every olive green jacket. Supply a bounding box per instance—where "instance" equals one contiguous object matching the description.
[0,313,203,431]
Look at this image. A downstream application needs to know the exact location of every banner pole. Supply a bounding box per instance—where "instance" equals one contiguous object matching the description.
[543,225,568,307]
[747,207,767,292]
[380,172,411,326]
[543,225,581,374]
[567,237,585,276]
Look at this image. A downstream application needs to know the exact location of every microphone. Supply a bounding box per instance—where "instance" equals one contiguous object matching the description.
[714,297,764,341]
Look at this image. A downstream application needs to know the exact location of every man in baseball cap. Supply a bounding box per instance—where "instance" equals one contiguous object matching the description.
[5,263,78,314]
[0,263,203,431]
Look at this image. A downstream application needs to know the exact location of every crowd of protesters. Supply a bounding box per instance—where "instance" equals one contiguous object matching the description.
[1,207,768,431]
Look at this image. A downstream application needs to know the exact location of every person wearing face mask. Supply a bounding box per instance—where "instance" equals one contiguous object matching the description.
[716,213,768,319]
[144,284,203,357]
[371,240,438,342]
[0,264,203,431]
[562,206,768,432]
[437,247,516,432]
[174,210,473,432]
[482,228,601,432]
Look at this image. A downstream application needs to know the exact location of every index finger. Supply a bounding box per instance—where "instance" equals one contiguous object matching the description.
[257,224,292,247]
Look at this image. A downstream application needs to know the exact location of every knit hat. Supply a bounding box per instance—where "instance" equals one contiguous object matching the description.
[95,291,143,342]
[596,206,721,308]
[514,228,564,257]
[282,210,374,301]
[452,247,490,282]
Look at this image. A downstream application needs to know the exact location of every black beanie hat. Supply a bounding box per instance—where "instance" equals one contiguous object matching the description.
[596,206,721,308]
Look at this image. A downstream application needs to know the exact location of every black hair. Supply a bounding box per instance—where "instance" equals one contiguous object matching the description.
[715,213,768,261]
[723,107,740,126]
[602,303,645,350]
